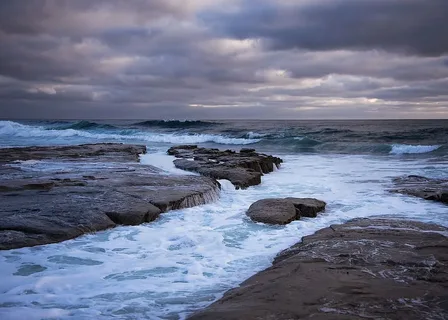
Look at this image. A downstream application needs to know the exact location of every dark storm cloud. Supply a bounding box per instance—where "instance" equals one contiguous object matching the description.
[0,0,185,36]
[0,0,447,119]
[205,0,448,57]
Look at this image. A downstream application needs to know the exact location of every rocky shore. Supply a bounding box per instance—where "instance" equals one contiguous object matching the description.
[0,144,221,250]
[0,143,284,250]
[2,144,447,319]
[189,218,448,320]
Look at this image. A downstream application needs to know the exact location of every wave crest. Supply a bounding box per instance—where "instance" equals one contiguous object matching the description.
[53,120,117,130]
[0,121,257,145]
[390,144,441,154]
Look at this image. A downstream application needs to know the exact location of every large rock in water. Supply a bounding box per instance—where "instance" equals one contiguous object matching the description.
[189,218,448,320]
[0,144,220,250]
[167,145,282,189]
[246,199,297,224]
[247,198,326,224]
[391,175,448,204]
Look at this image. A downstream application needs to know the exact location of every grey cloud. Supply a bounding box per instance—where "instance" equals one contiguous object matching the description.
[0,0,447,119]
[205,0,448,57]
[0,0,186,37]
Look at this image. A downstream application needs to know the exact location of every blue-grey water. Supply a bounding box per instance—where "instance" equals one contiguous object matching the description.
[0,119,447,319]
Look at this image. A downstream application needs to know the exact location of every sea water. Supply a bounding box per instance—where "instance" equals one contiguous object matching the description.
[0,119,447,319]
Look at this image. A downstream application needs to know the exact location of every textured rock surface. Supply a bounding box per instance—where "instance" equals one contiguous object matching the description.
[246,199,297,224]
[189,218,448,320]
[285,197,327,218]
[0,143,146,164]
[167,145,282,189]
[0,144,220,250]
[392,175,448,204]
[247,197,326,224]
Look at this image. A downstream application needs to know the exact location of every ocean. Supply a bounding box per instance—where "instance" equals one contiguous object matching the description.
[0,119,447,319]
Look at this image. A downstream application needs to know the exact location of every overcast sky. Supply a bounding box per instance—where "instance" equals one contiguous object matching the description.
[1,0,447,119]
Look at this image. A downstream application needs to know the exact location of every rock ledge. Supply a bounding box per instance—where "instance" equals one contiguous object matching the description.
[0,143,220,250]
[189,218,448,320]
[167,145,282,189]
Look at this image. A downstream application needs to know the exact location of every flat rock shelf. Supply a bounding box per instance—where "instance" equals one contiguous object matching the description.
[392,175,448,205]
[0,143,220,250]
[189,218,448,320]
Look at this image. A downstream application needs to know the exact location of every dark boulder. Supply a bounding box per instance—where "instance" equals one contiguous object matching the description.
[246,199,297,225]
[285,197,327,218]
[246,197,326,224]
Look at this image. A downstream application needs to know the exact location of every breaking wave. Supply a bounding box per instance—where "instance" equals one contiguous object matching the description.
[389,144,441,155]
[0,121,258,145]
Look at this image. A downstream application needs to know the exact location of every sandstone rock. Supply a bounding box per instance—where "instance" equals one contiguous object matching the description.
[391,175,448,205]
[246,197,326,224]
[167,145,282,189]
[285,197,327,218]
[0,143,147,163]
[189,218,448,320]
[0,144,220,250]
[246,199,297,225]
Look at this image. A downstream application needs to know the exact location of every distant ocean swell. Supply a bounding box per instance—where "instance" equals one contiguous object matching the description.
[0,120,445,154]
[0,121,257,145]
[256,137,443,155]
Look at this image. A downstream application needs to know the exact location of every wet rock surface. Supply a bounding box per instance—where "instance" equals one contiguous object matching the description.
[0,144,220,250]
[189,218,448,320]
[0,143,146,164]
[392,175,448,204]
[167,145,282,189]
[247,198,326,224]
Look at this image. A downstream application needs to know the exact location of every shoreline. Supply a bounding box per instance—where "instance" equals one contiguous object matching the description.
[1,143,447,319]
[189,217,448,320]
[0,143,282,250]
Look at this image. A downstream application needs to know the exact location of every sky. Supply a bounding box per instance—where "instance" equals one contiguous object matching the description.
[0,0,447,119]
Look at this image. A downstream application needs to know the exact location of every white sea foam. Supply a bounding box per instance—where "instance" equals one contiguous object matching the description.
[0,121,259,145]
[390,144,441,154]
[139,152,197,175]
[0,154,447,319]
[246,131,268,139]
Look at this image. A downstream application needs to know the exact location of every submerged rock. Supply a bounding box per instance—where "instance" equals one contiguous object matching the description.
[167,145,282,189]
[247,197,326,224]
[391,175,448,204]
[0,144,220,250]
[189,218,448,320]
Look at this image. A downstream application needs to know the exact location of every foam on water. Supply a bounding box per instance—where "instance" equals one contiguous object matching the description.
[0,154,447,319]
[245,131,268,139]
[390,144,441,154]
[139,153,198,175]
[0,121,258,146]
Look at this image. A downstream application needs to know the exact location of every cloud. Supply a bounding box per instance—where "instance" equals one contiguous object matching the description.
[205,0,448,57]
[0,0,447,119]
